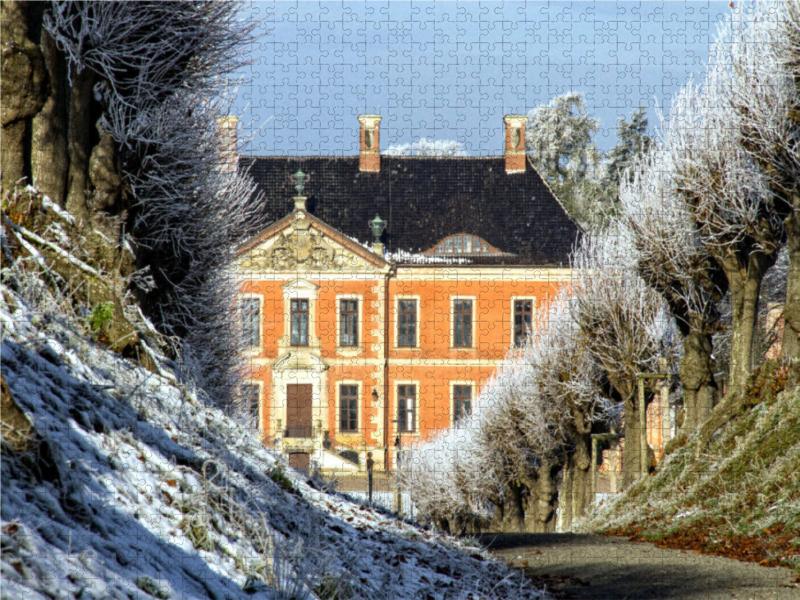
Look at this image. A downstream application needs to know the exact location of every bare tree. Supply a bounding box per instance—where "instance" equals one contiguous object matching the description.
[533,298,609,529]
[723,2,800,361]
[402,292,609,533]
[620,148,727,433]
[570,225,675,488]
[664,43,783,393]
[1,1,263,405]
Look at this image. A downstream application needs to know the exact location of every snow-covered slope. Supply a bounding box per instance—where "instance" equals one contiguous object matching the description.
[0,282,548,600]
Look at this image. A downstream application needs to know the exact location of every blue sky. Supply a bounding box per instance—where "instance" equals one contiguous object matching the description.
[233,1,734,156]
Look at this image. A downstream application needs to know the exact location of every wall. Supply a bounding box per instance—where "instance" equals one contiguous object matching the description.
[240,267,572,469]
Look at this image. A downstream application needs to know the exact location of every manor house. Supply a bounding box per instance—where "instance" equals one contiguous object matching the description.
[232,115,580,473]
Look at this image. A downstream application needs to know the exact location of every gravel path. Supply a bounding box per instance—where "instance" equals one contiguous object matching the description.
[480,533,799,600]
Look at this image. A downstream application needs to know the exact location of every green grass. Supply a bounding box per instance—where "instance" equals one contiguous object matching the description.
[577,360,800,572]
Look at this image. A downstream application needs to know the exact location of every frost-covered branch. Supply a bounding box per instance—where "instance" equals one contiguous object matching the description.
[41,0,266,405]
[662,6,785,390]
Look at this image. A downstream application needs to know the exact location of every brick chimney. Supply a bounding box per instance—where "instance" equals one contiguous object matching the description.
[216,115,238,173]
[358,115,382,172]
[503,115,527,174]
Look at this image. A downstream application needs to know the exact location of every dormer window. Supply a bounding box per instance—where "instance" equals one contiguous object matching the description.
[423,234,511,256]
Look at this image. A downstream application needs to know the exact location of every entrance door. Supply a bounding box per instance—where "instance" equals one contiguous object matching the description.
[286,384,313,438]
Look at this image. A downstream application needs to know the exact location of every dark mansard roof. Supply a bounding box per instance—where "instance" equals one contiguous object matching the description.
[240,155,581,267]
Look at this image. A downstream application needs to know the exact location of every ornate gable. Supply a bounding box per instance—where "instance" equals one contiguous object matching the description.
[236,211,390,274]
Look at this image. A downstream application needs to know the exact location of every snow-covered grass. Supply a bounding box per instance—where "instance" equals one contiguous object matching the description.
[0,275,548,599]
[575,362,800,573]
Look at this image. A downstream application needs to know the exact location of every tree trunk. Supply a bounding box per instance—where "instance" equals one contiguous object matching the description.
[489,500,504,532]
[30,29,69,206]
[65,66,96,224]
[781,204,800,362]
[559,461,573,531]
[693,387,749,458]
[558,437,592,531]
[501,482,526,533]
[724,251,769,392]
[1,0,47,194]
[621,393,642,489]
[1,121,28,191]
[572,437,592,526]
[679,330,717,432]
[524,459,558,533]
[434,517,450,534]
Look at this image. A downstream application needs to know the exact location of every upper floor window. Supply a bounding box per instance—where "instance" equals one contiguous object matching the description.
[453,299,473,347]
[398,300,417,347]
[453,385,472,424]
[290,299,309,346]
[397,384,416,433]
[340,299,359,346]
[514,299,533,347]
[240,298,260,347]
[425,234,510,256]
[339,384,359,432]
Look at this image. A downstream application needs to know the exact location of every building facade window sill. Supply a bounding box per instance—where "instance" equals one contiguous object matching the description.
[336,347,363,357]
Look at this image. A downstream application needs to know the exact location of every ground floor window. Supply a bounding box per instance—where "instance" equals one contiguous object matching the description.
[453,384,472,424]
[339,384,359,432]
[398,384,416,432]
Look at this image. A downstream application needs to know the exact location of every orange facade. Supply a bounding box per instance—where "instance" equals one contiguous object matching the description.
[237,216,571,471]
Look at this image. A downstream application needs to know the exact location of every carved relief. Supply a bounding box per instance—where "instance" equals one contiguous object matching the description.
[239,222,383,273]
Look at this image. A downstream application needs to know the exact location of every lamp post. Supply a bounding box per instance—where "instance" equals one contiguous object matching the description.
[366,451,374,505]
[392,431,402,514]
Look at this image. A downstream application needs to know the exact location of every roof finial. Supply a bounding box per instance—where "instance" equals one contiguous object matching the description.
[293,169,307,195]
[292,170,307,211]
[369,214,387,255]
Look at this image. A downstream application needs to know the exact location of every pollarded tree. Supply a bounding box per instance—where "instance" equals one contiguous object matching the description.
[664,36,784,394]
[525,295,607,530]
[403,293,609,533]
[1,1,264,404]
[398,375,505,532]
[723,1,800,361]
[620,147,728,433]
[570,224,676,488]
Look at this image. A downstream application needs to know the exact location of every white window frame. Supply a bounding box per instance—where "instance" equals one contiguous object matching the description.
[510,296,537,348]
[335,380,362,435]
[394,380,419,434]
[281,279,319,349]
[335,294,364,355]
[450,296,477,349]
[450,381,475,426]
[394,294,421,349]
[238,292,263,355]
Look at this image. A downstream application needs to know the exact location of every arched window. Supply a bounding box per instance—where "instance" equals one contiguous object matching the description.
[424,234,508,256]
